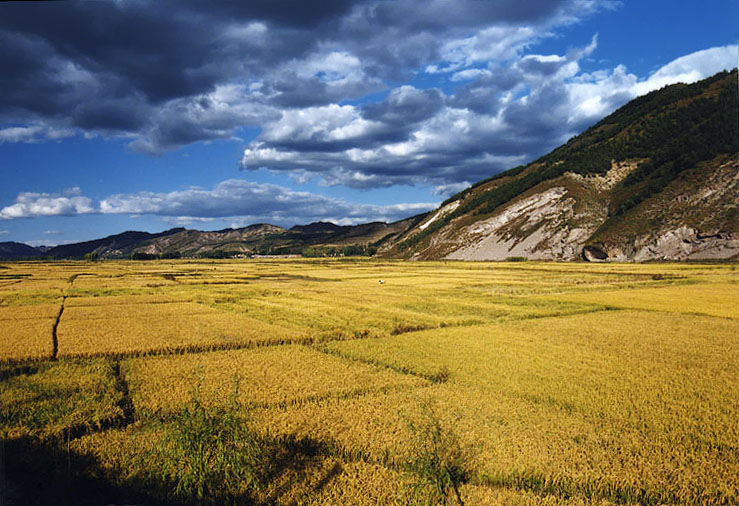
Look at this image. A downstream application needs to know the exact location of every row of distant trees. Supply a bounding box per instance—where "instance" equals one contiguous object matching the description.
[301,244,378,257]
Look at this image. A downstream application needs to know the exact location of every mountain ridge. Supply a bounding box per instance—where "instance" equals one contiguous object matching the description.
[0,216,426,260]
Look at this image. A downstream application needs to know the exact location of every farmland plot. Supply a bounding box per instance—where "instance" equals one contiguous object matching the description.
[1,259,737,505]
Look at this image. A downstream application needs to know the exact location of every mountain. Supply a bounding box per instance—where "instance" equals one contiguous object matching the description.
[0,217,424,260]
[44,229,186,259]
[130,217,423,258]
[289,222,343,235]
[0,242,45,259]
[131,224,288,258]
[381,69,739,261]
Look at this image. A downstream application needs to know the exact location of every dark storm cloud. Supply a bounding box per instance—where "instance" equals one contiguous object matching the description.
[264,73,384,109]
[363,87,444,126]
[204,0,357,28]
[449,71,520,115]
[0,0,324,143]
[72,97,150,132]
[0,31,85,118]
[0,3,216,102]
[0,0,581,140]
[366,0,568,29]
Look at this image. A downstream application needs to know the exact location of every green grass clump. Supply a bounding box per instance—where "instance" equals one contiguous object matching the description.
[142,374,264,505]
[404,402,469,505]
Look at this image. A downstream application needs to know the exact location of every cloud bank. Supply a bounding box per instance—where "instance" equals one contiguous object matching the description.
[0,181,437,226]
[1,0,736,192]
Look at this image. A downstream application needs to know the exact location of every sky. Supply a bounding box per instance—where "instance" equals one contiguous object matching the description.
[0,0,737,247]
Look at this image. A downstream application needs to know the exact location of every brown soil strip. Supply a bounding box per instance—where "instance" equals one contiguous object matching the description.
[50,296,66,361]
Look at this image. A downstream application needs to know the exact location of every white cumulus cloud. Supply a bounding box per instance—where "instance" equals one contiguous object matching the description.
[0,125,74,143]
[0,188,96,219]
[1,180,438,226]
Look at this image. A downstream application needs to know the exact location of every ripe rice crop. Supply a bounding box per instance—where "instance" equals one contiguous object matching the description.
[0,303,61,320]
[57,301,304,358]
[0,303,60,362]
[72,424,414,505]
[554,281,739,319]
[73,422,628,505]
[123,345,426,415]
[318,309,739,505]
[1,259,737,505]
[64,293,186,307]
[0,289,65,306]
[0,318,56,362]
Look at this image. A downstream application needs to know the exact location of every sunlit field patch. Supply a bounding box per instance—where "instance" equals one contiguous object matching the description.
[0,303,61,362]
[0,303,61,321]
[554,281,739,318]
[57,302,303,357]
[0,318,56,362]
[123,345,426,415]
[319,309,739,504]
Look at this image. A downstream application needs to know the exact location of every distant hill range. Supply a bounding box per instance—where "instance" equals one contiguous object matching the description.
[2,70,737,262]
[0,218,422,260]
[0,242,46,259]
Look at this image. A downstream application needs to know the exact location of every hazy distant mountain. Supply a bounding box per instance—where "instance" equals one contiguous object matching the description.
[129,218,422,258]
[0,242,44,259]
[44,229,185,259]
[381,70,738,261]
[0,217,424,260]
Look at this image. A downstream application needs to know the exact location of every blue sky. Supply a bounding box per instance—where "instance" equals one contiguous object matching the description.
[0,0,736,246]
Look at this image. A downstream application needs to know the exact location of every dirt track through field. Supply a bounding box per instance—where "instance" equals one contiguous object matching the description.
[51,274,82,361]
[50,296,65,361]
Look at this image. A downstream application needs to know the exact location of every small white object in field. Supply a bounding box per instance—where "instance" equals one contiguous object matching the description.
[379,279,384,284]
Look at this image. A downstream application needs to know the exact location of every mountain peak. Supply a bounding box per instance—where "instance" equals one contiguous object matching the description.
[290,222,344,234]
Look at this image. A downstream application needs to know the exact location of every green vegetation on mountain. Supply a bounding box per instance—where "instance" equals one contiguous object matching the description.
[394,69,738,254]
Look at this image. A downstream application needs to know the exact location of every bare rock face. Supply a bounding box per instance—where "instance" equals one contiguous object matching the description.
[590,230,739,263]
[416,201,461,232]
[582,245,609,262]
[591,158,739,262]
[611,227,739,262]
[422,159,738,262]
[445,187,599,261]
[424,155,739,263]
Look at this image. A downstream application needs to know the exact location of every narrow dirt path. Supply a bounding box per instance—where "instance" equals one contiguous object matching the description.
[51,274,80,361]
[50,297,66,361]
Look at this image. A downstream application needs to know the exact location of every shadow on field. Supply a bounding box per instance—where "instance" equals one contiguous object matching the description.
[1,436,174,506]
[1,434,351,506]
[257,435,343,505]
[0,364,41,381]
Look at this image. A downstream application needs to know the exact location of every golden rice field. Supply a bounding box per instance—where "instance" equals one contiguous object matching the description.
[1,258,737,505]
